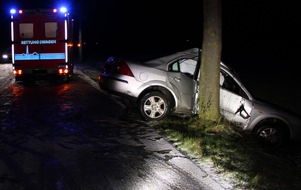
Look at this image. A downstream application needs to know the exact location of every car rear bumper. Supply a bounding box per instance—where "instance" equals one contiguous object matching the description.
[98,74,139,100]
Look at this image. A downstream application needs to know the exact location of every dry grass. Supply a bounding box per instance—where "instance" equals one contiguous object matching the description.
[152,115,301,190]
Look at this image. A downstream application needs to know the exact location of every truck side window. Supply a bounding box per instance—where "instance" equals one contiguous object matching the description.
[19,23,34,38]
[45,22,58,38]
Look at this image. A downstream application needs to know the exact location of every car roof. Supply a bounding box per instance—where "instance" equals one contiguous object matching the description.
[142,48,200,69]
[130,48,237,77]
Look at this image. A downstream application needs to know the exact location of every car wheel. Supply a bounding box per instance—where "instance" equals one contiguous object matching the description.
[139,91,169,120]
[255,123,287,147]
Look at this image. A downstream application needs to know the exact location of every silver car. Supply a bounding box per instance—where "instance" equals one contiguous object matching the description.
[98,48,301,146]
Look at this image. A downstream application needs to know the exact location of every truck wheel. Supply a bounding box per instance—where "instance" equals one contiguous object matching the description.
[61,75,70,82]
[15,76,22,82]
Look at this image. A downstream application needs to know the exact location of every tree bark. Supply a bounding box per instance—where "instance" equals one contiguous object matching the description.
[199,0,222,122]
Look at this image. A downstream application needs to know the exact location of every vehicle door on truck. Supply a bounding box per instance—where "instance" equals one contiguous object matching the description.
[14,11,65,67]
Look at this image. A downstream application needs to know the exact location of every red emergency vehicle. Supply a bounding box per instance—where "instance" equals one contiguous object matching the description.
[10,7,74,82]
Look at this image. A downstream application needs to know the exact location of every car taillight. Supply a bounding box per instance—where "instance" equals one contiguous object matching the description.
[116,61,134,77]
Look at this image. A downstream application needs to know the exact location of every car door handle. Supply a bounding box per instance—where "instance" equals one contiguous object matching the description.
[235,104,250,119]
[173,77,181,82]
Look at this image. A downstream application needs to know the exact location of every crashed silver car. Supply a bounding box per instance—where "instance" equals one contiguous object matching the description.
[98,48,301,145]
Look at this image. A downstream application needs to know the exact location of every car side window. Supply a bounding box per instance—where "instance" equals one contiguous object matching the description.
[179,59,197,77]
[170,62,179,71]
[220,70,249,99]
[169,59,197,78]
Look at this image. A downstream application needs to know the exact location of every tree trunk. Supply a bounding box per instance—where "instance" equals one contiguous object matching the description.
[199,0,222,122]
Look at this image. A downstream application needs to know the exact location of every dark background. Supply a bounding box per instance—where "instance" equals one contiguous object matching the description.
[1,0,301,76]
[1,0,301,117]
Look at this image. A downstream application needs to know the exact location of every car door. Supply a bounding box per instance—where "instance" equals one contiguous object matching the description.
[219,70,252,128]
[167,58,198,111]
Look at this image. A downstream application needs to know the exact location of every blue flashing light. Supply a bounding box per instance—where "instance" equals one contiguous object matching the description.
[59,7,67,13]
[10,9,16,14]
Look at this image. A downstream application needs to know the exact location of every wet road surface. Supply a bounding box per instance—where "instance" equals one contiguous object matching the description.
[0,65,232,190]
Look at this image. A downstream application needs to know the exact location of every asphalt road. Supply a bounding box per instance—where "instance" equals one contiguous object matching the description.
[0,63,234,190]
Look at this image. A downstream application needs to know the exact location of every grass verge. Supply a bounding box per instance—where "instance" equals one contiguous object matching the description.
[149,115,301,190]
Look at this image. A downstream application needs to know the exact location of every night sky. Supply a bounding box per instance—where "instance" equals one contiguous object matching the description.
[1,0,301,114]
[1,0,301,74]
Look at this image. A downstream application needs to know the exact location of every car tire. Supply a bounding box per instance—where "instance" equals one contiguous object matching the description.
[255,123,288,147]
[139,91,170,121]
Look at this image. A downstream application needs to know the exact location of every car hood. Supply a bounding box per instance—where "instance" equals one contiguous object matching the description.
[253,97,301,119]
